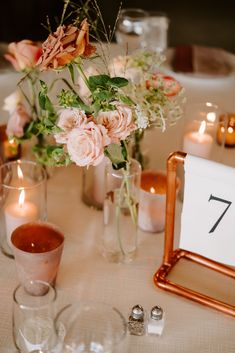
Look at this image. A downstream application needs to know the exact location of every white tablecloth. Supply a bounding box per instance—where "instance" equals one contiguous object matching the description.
[0,45,235,352]
[1,164,235,352]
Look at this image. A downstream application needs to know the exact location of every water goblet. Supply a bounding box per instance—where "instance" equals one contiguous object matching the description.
[12,280,60,353]
[141,11,169,53]
[115,8,148,53]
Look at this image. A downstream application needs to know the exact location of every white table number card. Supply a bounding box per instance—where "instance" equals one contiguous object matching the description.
[180,155,235,266]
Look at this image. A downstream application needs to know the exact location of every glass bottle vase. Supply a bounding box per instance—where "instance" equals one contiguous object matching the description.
[102,159,141,263]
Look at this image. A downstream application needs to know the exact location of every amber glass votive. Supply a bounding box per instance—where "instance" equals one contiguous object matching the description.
[138,171,167,233]
[11,221,64,293]
[217,113,235,147]
[0,124,21,162]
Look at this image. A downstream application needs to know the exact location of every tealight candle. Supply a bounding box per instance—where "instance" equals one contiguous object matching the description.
[183,120,213,158]
[138,171,169,233]
[5,189,39,248]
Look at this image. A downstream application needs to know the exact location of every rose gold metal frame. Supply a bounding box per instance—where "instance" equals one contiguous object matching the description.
[154,151,235,317]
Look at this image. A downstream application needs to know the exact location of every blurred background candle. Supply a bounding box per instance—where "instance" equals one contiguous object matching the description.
[5,189,39,248]
[0,124,21,162]
[183,120,213,158]
[138,170,168,233]
[217,113,235,147]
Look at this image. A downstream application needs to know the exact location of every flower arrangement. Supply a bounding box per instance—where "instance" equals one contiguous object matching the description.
[3,1,184,172]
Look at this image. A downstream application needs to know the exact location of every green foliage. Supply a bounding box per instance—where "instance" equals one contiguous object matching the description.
[104,142,128,170]
[33,144,71,167]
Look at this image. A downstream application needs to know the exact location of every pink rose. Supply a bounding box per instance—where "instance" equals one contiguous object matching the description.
[67,121,110,167]
[38,19,96,71]
[97,104,136,143]
[54,108,88,144]
[5,40,42,71]
[6,104,31,137]
[146,74,182,97]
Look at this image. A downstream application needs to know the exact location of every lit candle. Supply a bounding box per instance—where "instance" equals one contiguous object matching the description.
[183,120,213,158]
[138,171,170,233]
[5,189,39,249]
[217,113,235,147]
[0,125,21,162]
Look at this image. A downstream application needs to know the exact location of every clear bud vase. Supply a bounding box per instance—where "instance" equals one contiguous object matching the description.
[102,159,141,263]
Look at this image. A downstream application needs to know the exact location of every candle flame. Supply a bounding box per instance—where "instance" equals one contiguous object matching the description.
[207,112,216,123]
[17,164,23,180]
[150,187,156,194]
[228,127,233,134]
[19,189,25,208]
[9,138,15,145]
[198,120,206,135]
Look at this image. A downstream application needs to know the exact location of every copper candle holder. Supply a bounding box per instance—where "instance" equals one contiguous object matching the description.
[0,124,21,162]
[154,151,235,317]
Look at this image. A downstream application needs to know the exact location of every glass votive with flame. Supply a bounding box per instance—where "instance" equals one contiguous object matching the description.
[0,160,47,258]
[181,102,226,160]
[217,113,235,147]
[138,170,179,233]
[179,102,226,201]
[0,124,21,162]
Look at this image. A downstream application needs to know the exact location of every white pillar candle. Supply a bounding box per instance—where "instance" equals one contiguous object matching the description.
[5,190,39,248]
[183,120,213,158]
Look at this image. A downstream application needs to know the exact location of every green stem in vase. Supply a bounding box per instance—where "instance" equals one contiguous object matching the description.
[114,161,138,258]
[132,130,145,169]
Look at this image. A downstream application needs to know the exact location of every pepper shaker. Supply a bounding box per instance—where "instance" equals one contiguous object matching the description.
[147,305,164,336]
[128,304,146,336]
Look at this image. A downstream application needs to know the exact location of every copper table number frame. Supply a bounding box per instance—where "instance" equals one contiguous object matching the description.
[154,151,235,317]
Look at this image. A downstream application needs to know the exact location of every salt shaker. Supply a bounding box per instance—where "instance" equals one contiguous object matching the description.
[128,304,146,336]
[147,305,164,336]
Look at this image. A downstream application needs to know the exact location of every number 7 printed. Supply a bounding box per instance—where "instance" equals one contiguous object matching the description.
[208,194,232,234]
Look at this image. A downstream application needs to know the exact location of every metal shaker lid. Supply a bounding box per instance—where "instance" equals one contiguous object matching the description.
[151,305,163,320]
[131,304,144,319]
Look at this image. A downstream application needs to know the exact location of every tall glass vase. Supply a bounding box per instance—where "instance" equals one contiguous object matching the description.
[102,159,141,263]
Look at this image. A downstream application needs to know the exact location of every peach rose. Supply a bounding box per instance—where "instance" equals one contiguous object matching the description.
[67,121,110,167]
[39,19,96,70]
[4,40,42,71]
[97,104,136,143]
[54,108,88,144]
[6,104,31,138]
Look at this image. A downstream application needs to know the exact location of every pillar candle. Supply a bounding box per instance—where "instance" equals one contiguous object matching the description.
[5,190,39,248]
[183,120,213,158]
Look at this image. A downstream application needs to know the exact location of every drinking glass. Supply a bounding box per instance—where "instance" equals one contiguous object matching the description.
[115,8,148,53]
[141,11,169,53]
[55,301,128,353]
[0,160,47,258]
[12,280,59,353]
